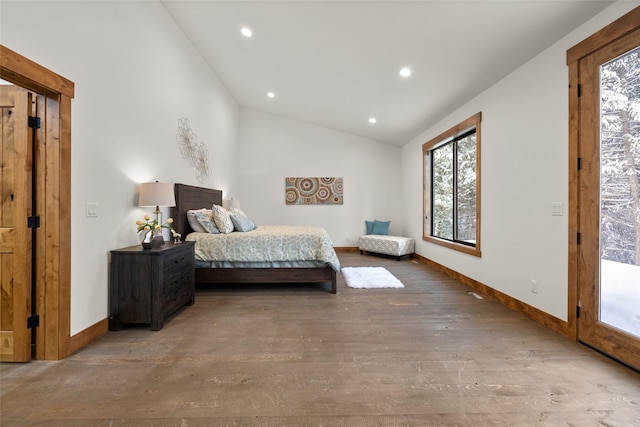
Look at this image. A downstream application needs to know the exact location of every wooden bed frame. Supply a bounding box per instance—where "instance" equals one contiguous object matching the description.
[171,183,337,294]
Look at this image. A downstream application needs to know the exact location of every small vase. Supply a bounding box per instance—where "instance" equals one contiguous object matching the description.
[150,230,165,249]
[141,230,153,250]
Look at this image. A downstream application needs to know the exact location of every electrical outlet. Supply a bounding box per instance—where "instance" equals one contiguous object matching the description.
[530,280,539,294]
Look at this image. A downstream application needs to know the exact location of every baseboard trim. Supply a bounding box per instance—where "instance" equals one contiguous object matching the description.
[334,246,359,253]
[66,318,109,357]
[413,254,573,339]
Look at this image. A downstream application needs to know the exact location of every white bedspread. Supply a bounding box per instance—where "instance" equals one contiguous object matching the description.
[185,225,341,272]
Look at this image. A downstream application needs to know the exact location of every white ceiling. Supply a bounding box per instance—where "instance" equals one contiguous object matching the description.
[161,1,613,146]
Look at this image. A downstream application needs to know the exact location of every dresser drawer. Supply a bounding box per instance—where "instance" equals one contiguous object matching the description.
[162,270,194,314]
[163,247,193,275]
[161,244,195,324]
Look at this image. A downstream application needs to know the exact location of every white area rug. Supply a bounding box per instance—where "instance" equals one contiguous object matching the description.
[341,267,404,289]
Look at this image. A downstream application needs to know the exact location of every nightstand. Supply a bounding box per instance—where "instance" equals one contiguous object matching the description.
[109,241,195,331]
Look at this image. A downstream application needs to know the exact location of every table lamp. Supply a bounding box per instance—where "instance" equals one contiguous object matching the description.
[138,181,175,226]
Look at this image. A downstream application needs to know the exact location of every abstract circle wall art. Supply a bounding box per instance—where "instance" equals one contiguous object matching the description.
[285,177,343,205]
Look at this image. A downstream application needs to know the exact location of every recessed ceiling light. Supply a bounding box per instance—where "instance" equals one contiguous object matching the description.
[267,92,275,98]
[369,117,377,124]
[241,27,253,38]
[399,67,411,77]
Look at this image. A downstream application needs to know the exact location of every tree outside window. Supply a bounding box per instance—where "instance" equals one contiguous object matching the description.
[600,46,640,267]
[423,113,481,257]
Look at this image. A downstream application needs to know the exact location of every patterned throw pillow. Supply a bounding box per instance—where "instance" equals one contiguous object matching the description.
[187,209,211,233]
[211,204,234,234]
[229,207,247,218]
[193,210,220,234]
[230,213,256,232]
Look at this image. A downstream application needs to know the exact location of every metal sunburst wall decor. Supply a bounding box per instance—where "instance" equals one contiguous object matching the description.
[176,117,211,183]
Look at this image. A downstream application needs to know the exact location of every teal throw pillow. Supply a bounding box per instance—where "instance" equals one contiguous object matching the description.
[365,220,376,235]
[371,220,390,235]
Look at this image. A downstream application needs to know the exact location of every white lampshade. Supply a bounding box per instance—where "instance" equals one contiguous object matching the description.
[229,198,240,209]
[139,182,175,208]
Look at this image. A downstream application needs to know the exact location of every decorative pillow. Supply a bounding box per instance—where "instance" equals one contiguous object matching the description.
[229,207,247,218]
[194,210,220,234]
[230,213,256,232]
[187,209,210,233]
[365,220,376,235]
[211,204,234,234]
[371,220,390,235]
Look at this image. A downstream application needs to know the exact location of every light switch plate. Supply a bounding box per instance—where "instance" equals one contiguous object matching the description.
[551,202,564,216]
[86,202,98,218]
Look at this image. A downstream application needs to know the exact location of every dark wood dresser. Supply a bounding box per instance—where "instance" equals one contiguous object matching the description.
[109,241,195,331]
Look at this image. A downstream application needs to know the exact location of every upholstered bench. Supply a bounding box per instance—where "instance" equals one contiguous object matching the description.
[359,235,415,261]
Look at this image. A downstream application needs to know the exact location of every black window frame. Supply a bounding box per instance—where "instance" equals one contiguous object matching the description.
[423,112,481,257]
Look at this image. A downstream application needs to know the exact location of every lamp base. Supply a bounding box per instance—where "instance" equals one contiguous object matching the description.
[154,206,162,227]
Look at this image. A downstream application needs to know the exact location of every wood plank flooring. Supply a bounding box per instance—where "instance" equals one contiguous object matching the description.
[1,253,639,426]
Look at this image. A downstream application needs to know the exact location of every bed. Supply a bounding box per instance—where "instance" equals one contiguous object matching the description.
[171,183,339,293]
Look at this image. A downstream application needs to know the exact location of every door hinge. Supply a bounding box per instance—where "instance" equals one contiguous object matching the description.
[27,314,40,329]
[577,84,581,97]
[577,157,582,170]
[27,215,41,229]
[576,305,581,318]
[28,116,41,129]
[577,232,581,245]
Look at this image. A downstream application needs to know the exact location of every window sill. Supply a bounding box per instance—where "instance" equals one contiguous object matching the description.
[422,235,482,257]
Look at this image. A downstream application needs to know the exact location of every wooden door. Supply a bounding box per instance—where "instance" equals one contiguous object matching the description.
[1,85,33,362]
[577,27,640,371]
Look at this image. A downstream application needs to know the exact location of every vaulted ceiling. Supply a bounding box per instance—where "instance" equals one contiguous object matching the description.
[161,1,613,145]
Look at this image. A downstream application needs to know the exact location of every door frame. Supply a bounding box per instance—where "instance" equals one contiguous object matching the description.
[1,45,74,359]
[567,7,640,341]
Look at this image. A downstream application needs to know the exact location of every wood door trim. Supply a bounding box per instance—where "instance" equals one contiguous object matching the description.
[0,46,74,98]
[567,59,580,340]
[567,7,640,354]
[567,7,640,65]
[1,45,74,359]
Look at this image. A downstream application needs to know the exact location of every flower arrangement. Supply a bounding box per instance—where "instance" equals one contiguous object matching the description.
[136,214,174,234]
[137,214,176,249]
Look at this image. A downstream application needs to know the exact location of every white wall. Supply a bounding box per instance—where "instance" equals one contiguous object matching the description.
[1,1,239,334]
[238,108,403,246]
[401,1,640,321]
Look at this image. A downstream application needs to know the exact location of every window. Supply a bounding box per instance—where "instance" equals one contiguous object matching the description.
[423,112,481,257]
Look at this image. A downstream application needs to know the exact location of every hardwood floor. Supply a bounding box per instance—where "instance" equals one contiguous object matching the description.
[2,253,639,426]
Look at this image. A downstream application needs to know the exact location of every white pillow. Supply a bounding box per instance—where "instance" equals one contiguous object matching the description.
[211,204,234,234]
[187,209,210,233]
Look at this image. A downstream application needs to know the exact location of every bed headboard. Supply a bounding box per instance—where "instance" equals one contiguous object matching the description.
[171,183,223,237]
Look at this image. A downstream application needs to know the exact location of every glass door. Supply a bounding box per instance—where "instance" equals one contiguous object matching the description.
[578,27,640,370]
